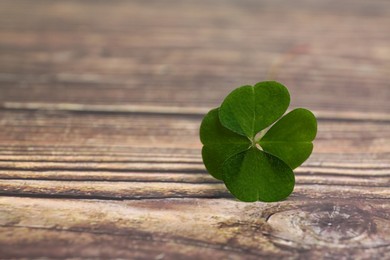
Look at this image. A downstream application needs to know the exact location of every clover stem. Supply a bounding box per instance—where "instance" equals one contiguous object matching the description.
[251,138,256,148]
[251,134,263,151]
[251,129,267,150]
[255,129,267,143]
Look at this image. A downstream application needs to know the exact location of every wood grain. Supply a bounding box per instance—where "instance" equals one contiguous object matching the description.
[0,197,389,259]
[0,0,389,259]
[0,0,389,114]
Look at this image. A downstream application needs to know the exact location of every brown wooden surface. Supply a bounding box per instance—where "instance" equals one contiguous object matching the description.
[0,0,389,259]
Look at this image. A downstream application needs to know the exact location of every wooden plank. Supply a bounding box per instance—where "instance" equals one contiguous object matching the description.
[0,110,389,151]
[0,179,389,200]
[0,0,389,113]
[0,197,389,259]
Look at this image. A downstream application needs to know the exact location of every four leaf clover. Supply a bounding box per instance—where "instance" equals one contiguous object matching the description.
[200,81,317,202]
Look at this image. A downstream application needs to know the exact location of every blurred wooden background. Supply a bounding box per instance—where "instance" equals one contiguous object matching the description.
[0,0,389,259]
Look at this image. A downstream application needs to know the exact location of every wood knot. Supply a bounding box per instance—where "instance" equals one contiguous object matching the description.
[266,203,375,248]
[300,204,371,242]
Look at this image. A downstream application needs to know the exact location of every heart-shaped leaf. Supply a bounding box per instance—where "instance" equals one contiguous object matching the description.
[200,108,251,179]
[199,81,317,202]
[219,81,290,138]
[259,108,317,169]
[223,148,295,202]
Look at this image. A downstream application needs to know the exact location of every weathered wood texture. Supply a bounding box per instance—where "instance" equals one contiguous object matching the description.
[0,0,389,259]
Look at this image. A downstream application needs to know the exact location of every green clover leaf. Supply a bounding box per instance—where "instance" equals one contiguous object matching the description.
[200,108,251,180]
[219,81,290,138]
[259,108,317,169]
[223,148,295,202]
[200,81,317,202]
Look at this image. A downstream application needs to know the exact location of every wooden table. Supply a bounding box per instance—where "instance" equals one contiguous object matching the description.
[0,0,389,259]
